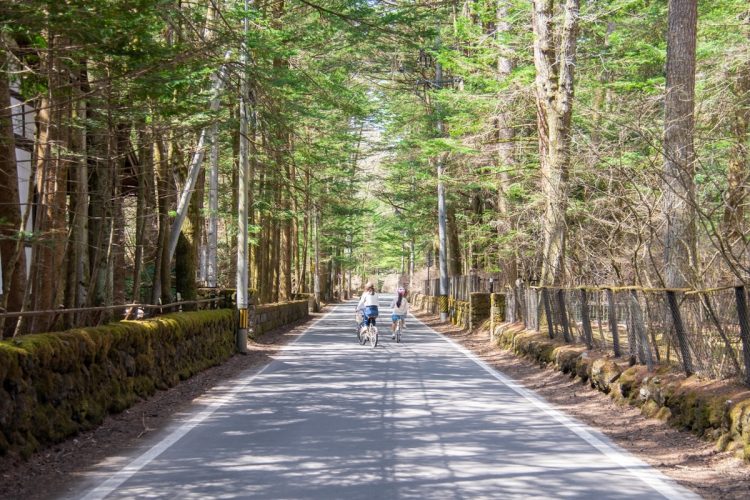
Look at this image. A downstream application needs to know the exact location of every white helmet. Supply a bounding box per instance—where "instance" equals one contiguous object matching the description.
[397,287,406,294]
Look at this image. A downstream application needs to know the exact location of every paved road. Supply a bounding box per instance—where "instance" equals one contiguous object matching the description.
[68,296,699,499]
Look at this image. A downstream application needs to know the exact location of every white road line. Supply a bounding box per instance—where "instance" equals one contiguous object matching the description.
[413,314,700,500]
[80,307,337,500]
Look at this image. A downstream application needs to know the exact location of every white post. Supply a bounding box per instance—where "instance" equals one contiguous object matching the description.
[435,59,449,322]
[236,1,250,353]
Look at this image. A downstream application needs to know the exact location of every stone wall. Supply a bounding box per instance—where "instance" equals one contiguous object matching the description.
[410,292,441,315]
[0,310,236,458]
[0,298,311,459]
[293,293,319,313]
[489,293,506,337]
[410,292,474,329]
[469,293,491,330]
[252,300,309,336]
[491,322,750,462]
[449,297,470,329]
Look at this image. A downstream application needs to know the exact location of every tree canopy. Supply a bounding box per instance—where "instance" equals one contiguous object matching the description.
[1,0,749,335]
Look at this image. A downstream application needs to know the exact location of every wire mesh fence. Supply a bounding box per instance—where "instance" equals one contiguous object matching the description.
[0,292,234,337]
[422,274,501,301]
[496,284,750,385]
[420,276,750,385]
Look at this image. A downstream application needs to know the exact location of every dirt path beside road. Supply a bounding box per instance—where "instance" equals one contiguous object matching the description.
[414,311,750,499]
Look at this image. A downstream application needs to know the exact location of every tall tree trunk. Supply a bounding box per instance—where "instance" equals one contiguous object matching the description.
[291,160,299,294]
[280,160,293,301]
[723,58,750,246]
[131,124,151,303]
[151,133,173,304]
[31,33,71,331]
[176,149,202,308]
[0,49,26,337]
[64,63,89,327]
[257,164,269,303]
[300,167,310,293]
[112,123,128,309]
[74,64,89,311]
[313,208,321,309]
[495,0,518,286]
[87,129,110,311]
[271,180,281,302]
[662,0,698,289]
[532,0,580,286]
[447,204,462,276]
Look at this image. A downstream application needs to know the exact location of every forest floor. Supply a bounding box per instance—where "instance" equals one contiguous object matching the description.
[413,311,750,499]
[2,306,749,499]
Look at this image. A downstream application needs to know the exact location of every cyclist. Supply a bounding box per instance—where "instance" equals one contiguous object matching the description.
[390,286,409,339]
[356,282,380,334]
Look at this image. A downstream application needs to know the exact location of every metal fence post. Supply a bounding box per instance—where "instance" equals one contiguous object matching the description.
[733,286,750,385]
[606,288,621,357]
[542,288,555,339]
[580,289,593,349]
[666,290,694,376]
[557,289,572,343]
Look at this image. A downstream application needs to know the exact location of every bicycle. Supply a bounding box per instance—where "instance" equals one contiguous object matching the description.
[359,320,378,347]
[355,311,378,347]
[394,317,404,343]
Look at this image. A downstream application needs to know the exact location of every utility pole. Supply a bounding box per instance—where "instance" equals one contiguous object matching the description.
[236,0,250,354]
[207,122,218,288]
[435,58,449,322]
[401,46,455,311]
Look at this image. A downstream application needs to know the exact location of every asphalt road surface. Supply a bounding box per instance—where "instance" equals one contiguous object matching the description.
[67,295,699,500]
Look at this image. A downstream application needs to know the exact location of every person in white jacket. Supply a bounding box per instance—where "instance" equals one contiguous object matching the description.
[356,282,380,333]
[389,287,409,338]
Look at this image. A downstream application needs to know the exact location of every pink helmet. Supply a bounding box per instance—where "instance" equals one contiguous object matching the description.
[397,287,406,295]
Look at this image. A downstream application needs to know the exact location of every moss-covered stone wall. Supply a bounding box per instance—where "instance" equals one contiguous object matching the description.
[409,292,471,328]
[0,309,236,458]
[293,293,318,313]
[409,292,440,315]
[469,293,490,330]
[252,300,309,336]
[448,298,470,328]
[491,322,750,462]
[489,293,505,336]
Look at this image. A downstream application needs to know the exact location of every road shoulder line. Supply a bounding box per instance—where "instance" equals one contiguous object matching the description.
[79,304,338,500]
[411,314,700,500]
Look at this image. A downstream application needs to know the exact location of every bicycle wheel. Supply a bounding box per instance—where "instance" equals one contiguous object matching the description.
[369,326,378,347]
[396,321,402,343]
